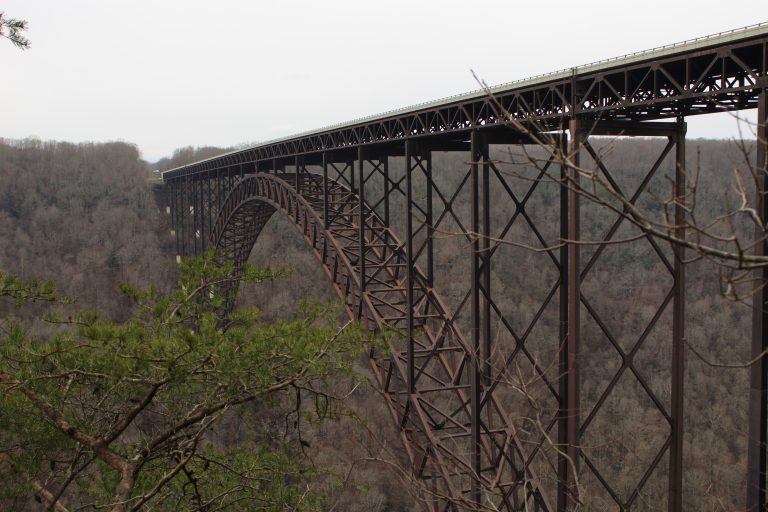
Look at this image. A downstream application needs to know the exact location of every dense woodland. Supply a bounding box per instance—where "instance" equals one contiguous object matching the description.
[0,140,174,320]
[0,136,760,510]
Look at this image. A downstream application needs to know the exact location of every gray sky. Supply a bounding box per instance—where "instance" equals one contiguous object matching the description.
[2,0,765,162]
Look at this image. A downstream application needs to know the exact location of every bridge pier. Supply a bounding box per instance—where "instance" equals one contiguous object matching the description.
[749,88,768,512]
[357,148,367,320]
[560,119,583,512]
[197,175,205,252]
[554,119,688,511]
[322,153,330,228]
[557,127,570,512]
[670,119,687,512]
[469,130,491,505]
[169,176,181,262]
[184,176,192,257]
[405,140,416,394]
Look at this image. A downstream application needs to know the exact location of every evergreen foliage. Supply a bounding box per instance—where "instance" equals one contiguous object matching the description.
[0,12,30,50]
[0,252,368,511]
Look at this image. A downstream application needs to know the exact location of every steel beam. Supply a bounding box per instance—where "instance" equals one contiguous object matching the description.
[199,176,205,251]
[295,156,304,225]
[216,169,222,225]
[207,172,213,249]
[173,180,181,261]
[749,89,768,512]
[198,176,203,256]
[187,177,193,256]
[186,177,191,257]
[383,155,391,227]
[322,152,330,229]
[481,140,490,385]
[358,147,367,320]
[405,140,416,393]
[557,130,570,512]
[425,151,434,289]
[181,177,188,257]
[295,155,302,195]
[565,119,582,510]
[470,130,488,504]
[380,156,392,270]
[669,119,686,512]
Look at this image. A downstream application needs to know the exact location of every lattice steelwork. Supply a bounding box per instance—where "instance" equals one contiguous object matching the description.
[162,25,768,512]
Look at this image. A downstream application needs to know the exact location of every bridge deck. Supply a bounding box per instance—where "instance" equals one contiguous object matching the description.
[163,22,767,180]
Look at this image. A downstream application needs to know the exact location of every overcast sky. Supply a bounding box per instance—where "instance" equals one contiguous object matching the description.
[2,1,766,162]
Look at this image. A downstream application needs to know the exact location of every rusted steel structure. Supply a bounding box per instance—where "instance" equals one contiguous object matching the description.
[163,23,768,511]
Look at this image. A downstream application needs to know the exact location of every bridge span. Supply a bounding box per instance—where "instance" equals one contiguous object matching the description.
[163,23,768,512]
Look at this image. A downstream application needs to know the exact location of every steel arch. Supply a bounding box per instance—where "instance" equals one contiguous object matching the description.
[208,172,551,511]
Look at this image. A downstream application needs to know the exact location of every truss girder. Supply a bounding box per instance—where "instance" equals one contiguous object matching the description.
[163,36,766,181]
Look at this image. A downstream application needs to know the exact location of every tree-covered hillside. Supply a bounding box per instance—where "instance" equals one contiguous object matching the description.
[0,139,175,319]
[0,136,759,510]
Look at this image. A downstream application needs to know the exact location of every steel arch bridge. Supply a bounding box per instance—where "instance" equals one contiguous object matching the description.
[162,23,768,512]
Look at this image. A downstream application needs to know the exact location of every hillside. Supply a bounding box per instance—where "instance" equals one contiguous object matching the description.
[0,136,759,510]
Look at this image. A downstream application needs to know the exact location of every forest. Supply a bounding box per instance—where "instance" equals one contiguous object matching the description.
[0,135,761,511]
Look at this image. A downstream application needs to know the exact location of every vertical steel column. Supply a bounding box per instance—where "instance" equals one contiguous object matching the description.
[189,177,195,256]
[199,175,205,251]
[405,141,416,393]
[201,175,207,251]
[174,179,179,258]
[173,180,181,261]
[192,176,202,256]
[194,177,201,255]
[358,148,367,320]
[669,120,686,512]
[383,156,391,227]
[185,176,192,257]
[748,90,768,512]
[557,130,570,512]
[185,177,191,257]
[295,155,302,195]
[295,156,303,226]
[382,157,391,265]
[181,177,187,257]
[168,180,174,249]
[481,142,491,384]
[207,172,213,246]
[469,130,486,503]
[322,152,330,229]
[216,169,222,213]
[566,119,582,509]
[425,151,435,289]
[188,177,193,256]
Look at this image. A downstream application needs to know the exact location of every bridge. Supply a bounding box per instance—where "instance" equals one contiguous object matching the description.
[162,23,768,512]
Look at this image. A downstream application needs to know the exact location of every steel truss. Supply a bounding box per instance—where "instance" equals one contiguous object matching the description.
[161,27,768,512]
[161,110,762,511]
[163,33,766,181]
